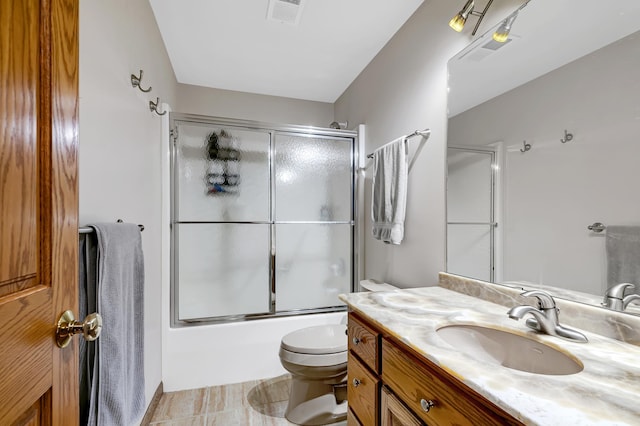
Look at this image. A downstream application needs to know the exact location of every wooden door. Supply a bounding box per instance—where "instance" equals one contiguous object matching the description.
[0,0,79,424]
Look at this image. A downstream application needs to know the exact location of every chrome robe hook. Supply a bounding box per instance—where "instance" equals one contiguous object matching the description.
[149,97,167,116]
[560,129,573,143]
[131,69,152,93]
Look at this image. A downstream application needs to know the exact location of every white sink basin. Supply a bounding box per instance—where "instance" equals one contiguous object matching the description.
[436,324,583,375]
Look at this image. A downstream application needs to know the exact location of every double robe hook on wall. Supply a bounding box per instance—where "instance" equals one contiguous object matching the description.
[130,69,167,116]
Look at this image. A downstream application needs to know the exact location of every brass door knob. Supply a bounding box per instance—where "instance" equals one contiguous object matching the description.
[56,310,103,348]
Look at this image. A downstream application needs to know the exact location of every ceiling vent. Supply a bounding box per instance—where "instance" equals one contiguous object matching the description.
[481,38,513,51]
[267,0,305,25]
[458,35,517,63]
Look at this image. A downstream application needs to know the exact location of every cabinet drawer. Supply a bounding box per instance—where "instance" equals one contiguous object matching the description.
[381,338,519,426]
[348,353,379,426]
[348,313,379,372]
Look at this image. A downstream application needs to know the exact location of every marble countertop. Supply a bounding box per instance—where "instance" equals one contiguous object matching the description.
[339,286,640,425]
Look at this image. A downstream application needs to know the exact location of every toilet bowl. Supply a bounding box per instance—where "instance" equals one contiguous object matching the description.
[279,324,348,425]
[278,280,398,425]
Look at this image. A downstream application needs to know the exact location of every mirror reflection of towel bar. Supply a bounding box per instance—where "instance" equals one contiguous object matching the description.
[587,222,606,233]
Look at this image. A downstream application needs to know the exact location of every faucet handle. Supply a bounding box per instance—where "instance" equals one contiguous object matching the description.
[605,283,635,299]
[520,290,556,309]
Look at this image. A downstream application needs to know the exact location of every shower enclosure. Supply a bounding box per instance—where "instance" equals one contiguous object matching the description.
[170,114,357,325]
[447,146,497,282]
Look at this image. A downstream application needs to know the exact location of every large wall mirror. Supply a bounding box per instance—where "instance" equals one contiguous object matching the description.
[446,0,640,315]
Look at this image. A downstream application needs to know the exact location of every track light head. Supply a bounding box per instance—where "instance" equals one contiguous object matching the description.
[493,13,518,42]
[449,0,475,32]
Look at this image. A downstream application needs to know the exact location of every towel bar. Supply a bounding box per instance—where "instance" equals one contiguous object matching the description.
[79,223,144,234]
[366,129,431,159]
[587,222,606,233]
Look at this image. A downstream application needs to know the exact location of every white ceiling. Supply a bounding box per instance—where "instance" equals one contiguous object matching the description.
[448,0,640,116]
[149,0,425,103]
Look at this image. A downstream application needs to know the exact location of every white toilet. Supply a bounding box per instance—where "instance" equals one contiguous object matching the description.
[278,280,398,425]
[279,324,348,425]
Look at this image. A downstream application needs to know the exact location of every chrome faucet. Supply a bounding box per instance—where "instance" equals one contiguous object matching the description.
[602,283,640,312]
[507,290,588,343]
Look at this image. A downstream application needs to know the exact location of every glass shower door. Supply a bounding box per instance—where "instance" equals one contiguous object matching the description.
[174,122,272,321]
[170,115,356,325]
[447,147,496,282]
[274,133,353,311]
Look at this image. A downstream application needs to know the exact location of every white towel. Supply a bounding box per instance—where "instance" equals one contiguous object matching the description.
[371,137,408,245]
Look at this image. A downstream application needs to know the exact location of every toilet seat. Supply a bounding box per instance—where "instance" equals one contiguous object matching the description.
[281,324,347,354]
[279,347,347,367]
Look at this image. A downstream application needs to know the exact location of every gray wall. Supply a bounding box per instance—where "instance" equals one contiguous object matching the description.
[176,84,334,127]
[79,0,178,413]
[334,0,520,287]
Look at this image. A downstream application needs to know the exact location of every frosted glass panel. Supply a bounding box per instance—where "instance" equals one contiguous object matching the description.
[447,224,491,281]
[176,123,270,222]
[447,149,493,222]
[275,135,352,221]
[276,224,350,311]
[178,223,271,320]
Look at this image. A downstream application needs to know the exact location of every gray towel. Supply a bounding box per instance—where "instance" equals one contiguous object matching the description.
[606,225,640,295]
[87,223,145,426]
[371,137,408,244]
[79,234,99,425]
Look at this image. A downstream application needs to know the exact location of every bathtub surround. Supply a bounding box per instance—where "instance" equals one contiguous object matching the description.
[162,312,347,391]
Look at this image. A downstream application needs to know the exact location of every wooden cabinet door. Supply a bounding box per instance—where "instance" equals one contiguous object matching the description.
[381,387,423,426]
[0,0,79,424]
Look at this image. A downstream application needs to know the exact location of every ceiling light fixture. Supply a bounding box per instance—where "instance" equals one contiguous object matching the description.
[449,0,495,36]
[493,12,518,43]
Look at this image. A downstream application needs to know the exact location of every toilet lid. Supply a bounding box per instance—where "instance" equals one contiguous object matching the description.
[281,324,347,354]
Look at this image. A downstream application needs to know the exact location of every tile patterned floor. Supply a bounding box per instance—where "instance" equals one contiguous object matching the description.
[149,374,347,426]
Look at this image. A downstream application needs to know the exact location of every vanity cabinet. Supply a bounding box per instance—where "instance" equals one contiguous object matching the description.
[347,313,380,424]
[347,312,523,426]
